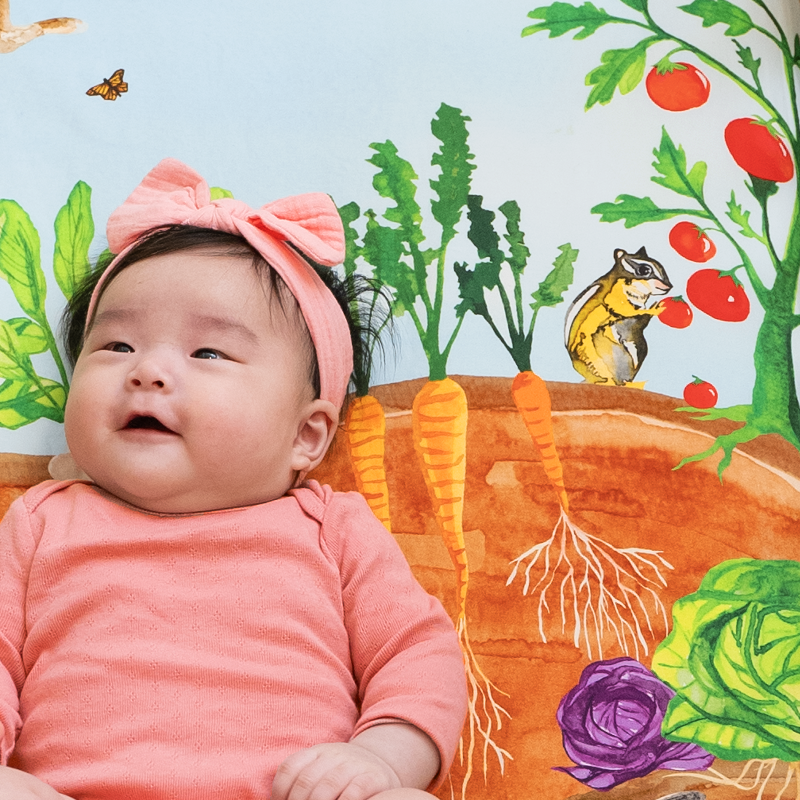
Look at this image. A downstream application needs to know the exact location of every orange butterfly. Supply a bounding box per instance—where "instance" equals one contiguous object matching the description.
[86,69,128,101]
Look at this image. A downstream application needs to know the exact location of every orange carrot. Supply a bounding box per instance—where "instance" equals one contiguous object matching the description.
[345,394,392,531]
[411,377,469,619]
[511,370,570,513]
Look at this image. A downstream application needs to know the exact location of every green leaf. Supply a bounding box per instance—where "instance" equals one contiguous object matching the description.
[586,38,657,109]
[794,34,800,65]
[0,378,65,428]
[454,259,500,319]
[679,0,754,36]
[209,186,234,200]
[652,559,800,762]
[726,193,763,241]
[618,0,647,11]
[338,201,362,277]
[53,180,94,301]
[430,104,475,248]
[651,127,707,200]
[368,140,425,248]
[0,319,35,380]
[7,318,48,354]
[523,2,618,39]
[0,200,48,326]
[361,211,418,316]
[466,195,504,266]
[733,39,761,84]
[591,194,687,227]
[531,243,578,308]
[498,200,530,275]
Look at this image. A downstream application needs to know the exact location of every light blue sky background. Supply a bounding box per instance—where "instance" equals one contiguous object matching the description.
[1,0,799,454]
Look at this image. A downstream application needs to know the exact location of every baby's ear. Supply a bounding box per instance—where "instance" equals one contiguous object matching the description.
[291,399,339,475]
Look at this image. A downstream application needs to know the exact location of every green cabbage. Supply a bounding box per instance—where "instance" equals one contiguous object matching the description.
[651,558,800,762]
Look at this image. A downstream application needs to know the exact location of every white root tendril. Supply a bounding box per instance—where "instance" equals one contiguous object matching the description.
[455,616,512,798]
[507,508,672,659]
[673,759,800,800]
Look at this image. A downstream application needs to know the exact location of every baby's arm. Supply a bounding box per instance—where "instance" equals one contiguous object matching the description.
[271,721,438,800]
[0,766,74,799]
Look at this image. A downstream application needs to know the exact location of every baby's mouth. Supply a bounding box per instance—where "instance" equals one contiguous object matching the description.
[124,415,174,433]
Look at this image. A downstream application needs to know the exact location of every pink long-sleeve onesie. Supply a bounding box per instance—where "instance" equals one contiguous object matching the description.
[0,479,467,800]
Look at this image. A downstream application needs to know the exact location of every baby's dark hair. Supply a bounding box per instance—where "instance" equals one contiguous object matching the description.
[60,225,391,410]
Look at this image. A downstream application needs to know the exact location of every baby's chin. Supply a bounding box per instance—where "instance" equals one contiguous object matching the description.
[53,450,297,513]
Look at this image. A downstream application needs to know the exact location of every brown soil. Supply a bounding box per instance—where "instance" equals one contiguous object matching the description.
[311,377,800,800]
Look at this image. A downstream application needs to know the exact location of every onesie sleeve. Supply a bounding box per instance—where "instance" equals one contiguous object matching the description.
[0,495,37,763]
[321,491,468,791]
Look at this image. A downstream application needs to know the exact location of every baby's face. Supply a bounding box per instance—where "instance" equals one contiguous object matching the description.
[65,249,335,513]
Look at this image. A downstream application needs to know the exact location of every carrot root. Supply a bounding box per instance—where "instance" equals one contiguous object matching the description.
[345,394,392,532]
[412,377,469,617]
[511,370,569,512]
[507,508,672,660]
[669,759,799,800]
[412,377,510,795]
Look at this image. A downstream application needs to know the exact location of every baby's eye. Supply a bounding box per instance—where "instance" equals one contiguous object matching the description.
[192,348,226,360]
[106,342,133,353]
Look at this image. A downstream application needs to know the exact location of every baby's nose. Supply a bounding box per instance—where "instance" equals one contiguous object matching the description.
[128,358,170,389]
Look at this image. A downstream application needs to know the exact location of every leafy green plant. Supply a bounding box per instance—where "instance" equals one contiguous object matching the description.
[523,0,800,477]
[0,182,95,428]
[651,558,800,796]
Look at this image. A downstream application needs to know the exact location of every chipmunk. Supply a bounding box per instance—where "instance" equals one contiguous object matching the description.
[565,247,672,387]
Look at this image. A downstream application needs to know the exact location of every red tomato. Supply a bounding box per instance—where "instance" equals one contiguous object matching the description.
[683,376,718,409]
[657,296,693,328]
[669,221,717,262]
[686,269,750,322]
[645,63,710,111]
[724,118,794,182]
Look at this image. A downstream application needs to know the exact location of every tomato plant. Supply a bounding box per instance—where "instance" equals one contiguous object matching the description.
[645,62,710,111]
[686,269,750,322]
[724,118,794,183]
[669,221,716,262]
[657,296,693,328]
[683,376,718,409]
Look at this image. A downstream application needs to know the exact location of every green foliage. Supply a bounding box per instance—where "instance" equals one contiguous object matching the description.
[678,0,754,37]
[651,128,707,201]
[354,103,475,380]
[430,104,476,248]
[499,200,531,274]
[368,141,425,248]
[361,210,415,315]
[652,559,800,762]
[457,193,576,373]
[726,193,763,241]
[532,244,578,309]
[733,39,761,85]
[591,194,689,227]
[0,181,94,428]
[0,201,48,326]
[209,186,234,200]
[585,38,659,109]
[53,181,93,302]
[522,2,617,40]
[338,201,362,277]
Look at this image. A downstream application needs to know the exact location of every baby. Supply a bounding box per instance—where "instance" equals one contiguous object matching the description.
[0,160,468,800]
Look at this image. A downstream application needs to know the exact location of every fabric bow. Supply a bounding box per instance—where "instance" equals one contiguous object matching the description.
[89,158,352,408]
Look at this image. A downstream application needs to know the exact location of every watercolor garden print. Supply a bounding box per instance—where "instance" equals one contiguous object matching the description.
[0,0,798,798]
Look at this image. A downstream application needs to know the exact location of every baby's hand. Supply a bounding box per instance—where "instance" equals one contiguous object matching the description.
[0,766,75,799]
[271,741,401,800]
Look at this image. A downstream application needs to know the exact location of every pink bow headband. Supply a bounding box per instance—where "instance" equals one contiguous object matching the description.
[87,158,353,408]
